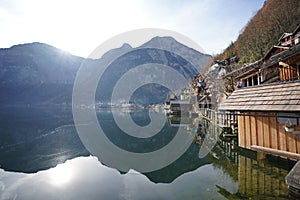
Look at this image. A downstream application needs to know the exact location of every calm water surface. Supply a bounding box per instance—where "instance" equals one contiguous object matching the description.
[0,107,295,200]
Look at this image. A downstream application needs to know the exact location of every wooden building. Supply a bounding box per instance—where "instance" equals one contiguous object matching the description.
[219,81,300,157]
[222,42,300,87]
[261,25,300,83]
[222,25,300,89]
[278,33,293,47]
[169,100,193,115]
[223,61,261,88]
[294,25,300,45]
[261,43,300,84]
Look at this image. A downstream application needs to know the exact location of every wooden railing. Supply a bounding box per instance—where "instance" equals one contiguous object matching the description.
[197,108,238,135]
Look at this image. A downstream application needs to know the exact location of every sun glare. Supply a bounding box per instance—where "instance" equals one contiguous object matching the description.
[48,163,73,186]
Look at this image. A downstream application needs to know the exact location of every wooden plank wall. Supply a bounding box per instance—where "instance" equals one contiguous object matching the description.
[238,112,300,154]
[238,156,289,198]
[279,66,298,81]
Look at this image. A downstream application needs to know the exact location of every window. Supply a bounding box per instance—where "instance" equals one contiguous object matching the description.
[277,112,300,125]
[253,75,258,85]
[248,77,252,86]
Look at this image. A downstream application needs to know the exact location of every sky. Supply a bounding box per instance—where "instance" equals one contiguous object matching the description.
[0,0,265,58]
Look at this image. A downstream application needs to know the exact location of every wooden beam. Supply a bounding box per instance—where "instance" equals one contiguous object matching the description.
[245,115,251,149]
[251,145,300,160]
[239,115,245,148]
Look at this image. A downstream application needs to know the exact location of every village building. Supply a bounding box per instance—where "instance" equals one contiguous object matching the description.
[220,25,300,160]
[222,25,300,90]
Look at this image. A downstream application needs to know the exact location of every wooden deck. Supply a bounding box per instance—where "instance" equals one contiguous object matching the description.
[251,145,300,160]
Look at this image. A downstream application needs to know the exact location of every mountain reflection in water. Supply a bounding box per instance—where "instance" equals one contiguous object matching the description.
[0,107,295,200]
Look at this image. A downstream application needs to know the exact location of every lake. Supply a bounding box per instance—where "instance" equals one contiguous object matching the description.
[0,107,295,200]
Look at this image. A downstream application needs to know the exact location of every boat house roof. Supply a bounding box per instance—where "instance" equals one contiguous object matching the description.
[219,81,300,111]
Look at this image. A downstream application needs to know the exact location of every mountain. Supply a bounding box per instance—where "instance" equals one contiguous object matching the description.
[95,40,211,104]
[0,42,83,85]
[141,36,210,72]
[0,38,211,106]
[101,43,133,61]
[0,43,84,105]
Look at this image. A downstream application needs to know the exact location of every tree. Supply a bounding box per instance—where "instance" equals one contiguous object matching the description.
[216,0,300,65]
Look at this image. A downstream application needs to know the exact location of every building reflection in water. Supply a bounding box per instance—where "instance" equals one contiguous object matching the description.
[168,113,295,199]
[0,108,295,199]
[213,135,293,199]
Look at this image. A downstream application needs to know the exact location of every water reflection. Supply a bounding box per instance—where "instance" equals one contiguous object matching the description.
[0,107,295,199]
[237,155,289,199]
[0,156,237,200]
[0,107,210,179]
[48,162,74,186]
[0,152,292,200]
[211,139,294,199]
[0,107,83,172]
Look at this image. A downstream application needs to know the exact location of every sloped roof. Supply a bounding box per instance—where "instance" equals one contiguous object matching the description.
[262,45,288,62]
[278,32,292,42]
[219,81,300,111]
[262,43,300,69]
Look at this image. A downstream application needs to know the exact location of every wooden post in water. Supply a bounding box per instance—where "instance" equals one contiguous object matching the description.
[257,151,266,160]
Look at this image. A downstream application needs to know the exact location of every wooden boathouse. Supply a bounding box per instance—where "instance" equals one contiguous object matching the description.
[219,81,300,158]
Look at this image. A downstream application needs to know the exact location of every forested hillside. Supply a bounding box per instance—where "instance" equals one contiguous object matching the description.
[216,0,300,64]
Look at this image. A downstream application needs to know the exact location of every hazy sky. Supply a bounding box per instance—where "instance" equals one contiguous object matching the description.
[0,0,265,57]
